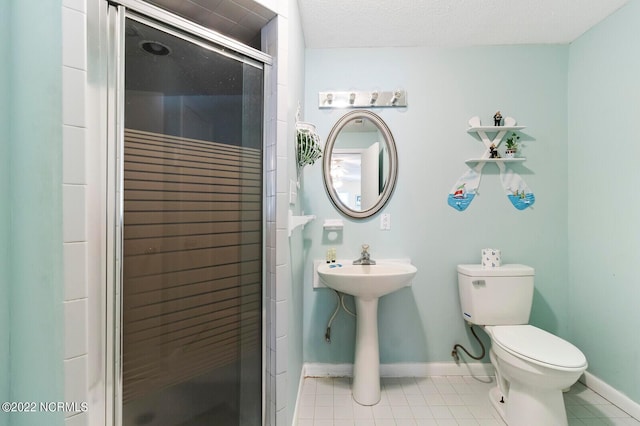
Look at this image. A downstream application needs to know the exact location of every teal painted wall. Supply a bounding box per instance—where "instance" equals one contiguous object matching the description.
[3,1,65,425]
[0,2,11,425]
[302,45,570,364]
[568,0,640,404]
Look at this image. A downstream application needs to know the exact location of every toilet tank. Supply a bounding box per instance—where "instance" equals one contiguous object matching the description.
[457,264,535,325]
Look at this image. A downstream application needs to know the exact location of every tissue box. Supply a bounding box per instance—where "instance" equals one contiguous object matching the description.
[481,248,501,268]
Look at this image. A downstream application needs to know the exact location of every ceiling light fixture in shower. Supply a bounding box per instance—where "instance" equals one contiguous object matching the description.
[140,40,171,56]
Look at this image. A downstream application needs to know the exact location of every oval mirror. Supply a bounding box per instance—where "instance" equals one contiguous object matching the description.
[323,110,398,218]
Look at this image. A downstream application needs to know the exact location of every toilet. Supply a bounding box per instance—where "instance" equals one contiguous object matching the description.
[457,264,587,426]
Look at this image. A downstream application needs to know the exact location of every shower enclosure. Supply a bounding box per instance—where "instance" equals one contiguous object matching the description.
[105,2,270,425]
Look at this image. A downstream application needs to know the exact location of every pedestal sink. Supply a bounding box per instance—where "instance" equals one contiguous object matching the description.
[317,261,417,405]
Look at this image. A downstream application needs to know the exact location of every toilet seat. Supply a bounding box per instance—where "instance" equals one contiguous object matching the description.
[489,325,587,370]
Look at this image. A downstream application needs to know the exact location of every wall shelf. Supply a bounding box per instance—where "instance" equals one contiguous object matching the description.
[467,125,525,133]
[448,116,535,211]
[465,117,527,160]
[465,158,526,165]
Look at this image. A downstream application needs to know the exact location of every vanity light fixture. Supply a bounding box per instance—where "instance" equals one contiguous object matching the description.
[318,90,407,109]
[390,90,402,105]
[325,93,334,105]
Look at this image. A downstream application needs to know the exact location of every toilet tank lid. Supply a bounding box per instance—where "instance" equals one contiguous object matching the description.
[457,264,534,277]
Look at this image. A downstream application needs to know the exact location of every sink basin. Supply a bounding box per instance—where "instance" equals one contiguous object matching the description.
[316,261,418,406]
[317,262,417,300]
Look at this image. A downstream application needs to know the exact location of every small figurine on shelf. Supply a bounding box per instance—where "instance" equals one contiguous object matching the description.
[489,143,501,158]
[493,111,503,126]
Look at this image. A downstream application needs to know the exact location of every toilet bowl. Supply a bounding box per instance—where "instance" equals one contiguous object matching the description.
[485,325,587,426]
[457,264,588,426]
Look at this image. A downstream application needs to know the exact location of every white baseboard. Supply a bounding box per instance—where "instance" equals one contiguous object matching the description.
[580,371,640,420]
[303,362,494,378]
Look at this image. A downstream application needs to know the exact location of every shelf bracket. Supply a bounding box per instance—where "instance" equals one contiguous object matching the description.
[288,209,316,237]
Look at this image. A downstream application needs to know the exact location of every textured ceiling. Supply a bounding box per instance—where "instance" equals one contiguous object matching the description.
[297,0,630,48]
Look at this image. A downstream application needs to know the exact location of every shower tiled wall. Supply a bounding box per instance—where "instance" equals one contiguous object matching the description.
[62,0,89,425]
[263,10,294,425]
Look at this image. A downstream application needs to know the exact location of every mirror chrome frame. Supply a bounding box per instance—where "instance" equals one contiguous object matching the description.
[323,110,398,219]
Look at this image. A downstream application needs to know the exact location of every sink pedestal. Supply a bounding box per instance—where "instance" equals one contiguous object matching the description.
[352,297,381,405]
[315,260,418,406]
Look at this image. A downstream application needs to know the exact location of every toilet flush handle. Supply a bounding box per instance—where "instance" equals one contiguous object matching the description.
[472,280,486,286]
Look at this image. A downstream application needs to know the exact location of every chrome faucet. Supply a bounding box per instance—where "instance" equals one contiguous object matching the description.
[353,244,376,265]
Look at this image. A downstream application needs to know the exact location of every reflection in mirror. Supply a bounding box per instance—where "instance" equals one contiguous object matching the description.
[323,110,398,218]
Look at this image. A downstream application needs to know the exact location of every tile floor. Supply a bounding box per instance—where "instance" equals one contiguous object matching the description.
[296,376,640,426]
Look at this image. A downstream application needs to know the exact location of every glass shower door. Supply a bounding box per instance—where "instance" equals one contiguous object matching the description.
[119,15,263,426]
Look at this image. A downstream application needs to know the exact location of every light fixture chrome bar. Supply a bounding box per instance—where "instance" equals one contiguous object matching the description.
[319,90,407,108]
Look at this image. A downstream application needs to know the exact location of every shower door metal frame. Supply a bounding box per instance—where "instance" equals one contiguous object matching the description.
[103,2,272,424]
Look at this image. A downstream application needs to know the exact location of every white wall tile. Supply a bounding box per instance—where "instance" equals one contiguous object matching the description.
[277,87,287,122]
[62,0,90,422]
[63,185,87,242]
[276,372,288,412]
[62,67,86,127]
[64,356,88,418]
[63,125,86,184]
[276,17,288,53]
[64,299,88,358]
[276,335,288,374]
[275,407,287,426]
[65,412,88,426]
[266,115,276,149]
[63,0,85,13]
[276,264,289,302]
[276,156,288,193]
[277,49,288,86]
[277,119,288,157]
[275,229,288,265]
[62,7,86,70]
[276,192,289,225]
[276,300,288,338]
[64,242,88,300]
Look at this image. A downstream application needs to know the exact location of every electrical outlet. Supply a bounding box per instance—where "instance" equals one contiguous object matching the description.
[380,213,391,230]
